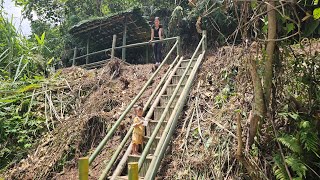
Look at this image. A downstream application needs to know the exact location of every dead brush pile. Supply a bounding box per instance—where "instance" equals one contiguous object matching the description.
[4,59,167,180]
[158,46,253,179]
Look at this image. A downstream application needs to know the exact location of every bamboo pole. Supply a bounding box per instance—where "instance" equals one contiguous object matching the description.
[79,157,89,180]
[122,16,128,61]
[128,162,139,180]
[88,39,179,165]
[86,38,90,64]
[111,35,117,60]
[72,47,77,66]
[177,36,181,56]
[202,30,207,52]
[110,144,133,180]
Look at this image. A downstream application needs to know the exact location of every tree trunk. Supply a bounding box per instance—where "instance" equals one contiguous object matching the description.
[264,0,277,106]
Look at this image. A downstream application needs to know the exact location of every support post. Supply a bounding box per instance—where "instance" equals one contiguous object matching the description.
[72,47,77,66]
[146,45,149,63]
[122,16,128,61]
[128,162,138,180]
[202,30,207,52]
[86,39,89,64]
[111,34,117,60]
[177,36,181,56]
[79,157,89,180]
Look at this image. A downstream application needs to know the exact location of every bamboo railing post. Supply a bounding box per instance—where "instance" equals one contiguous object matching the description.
[72,47,77,66]
[128,162,138,180]
[202,30,207,52]
[79,157,89,180]
[146,45,149,63]
[177,36,181,56]
[122,16,128,61]
[111,35,117,60]
[86,39,90,64]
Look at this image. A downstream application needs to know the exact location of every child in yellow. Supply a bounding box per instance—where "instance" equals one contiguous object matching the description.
[132,105,144,155]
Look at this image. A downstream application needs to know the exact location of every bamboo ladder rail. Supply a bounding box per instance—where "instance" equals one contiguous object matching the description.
[146,52,206,179]
[109,56,184,180]
[87,39,179,165]
[145,33,207,179]
[136,35,206,171]
[98,55,181,180]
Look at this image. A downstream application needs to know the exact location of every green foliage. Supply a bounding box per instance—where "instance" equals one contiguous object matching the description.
[313,8,320,19]
[277,135,301,154]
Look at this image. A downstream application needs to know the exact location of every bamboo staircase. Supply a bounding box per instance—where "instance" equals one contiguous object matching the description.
[110,56,199,180]
[79,32,207,180]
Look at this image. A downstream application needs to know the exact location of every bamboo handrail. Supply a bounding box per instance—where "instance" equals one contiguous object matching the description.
[88,39,179,165]
[137,35,206,171]
[72,37,178,63]
[146,52,205,180]
[145,33,206,179]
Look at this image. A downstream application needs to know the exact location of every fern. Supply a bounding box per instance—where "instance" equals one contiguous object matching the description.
[273,153,290,180]
[285,156,307,179]
[299,120,320,155]
[277,135,301,154]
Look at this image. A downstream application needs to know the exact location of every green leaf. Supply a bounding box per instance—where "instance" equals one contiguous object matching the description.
[17,84,41,93]
[277,135,301,154]
[303,18,320,36]
[286,23,295,34]
[314,0,319,5]
[47,57,54,65]
[313,8,320,19]
[285,156,307,178]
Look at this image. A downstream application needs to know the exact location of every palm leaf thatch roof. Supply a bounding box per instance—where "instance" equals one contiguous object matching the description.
[69,8,151,49]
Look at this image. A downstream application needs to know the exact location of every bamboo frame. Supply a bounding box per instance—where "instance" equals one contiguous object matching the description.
[111,35,117,60]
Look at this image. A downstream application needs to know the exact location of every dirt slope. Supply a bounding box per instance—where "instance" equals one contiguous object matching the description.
[4,60,168,180]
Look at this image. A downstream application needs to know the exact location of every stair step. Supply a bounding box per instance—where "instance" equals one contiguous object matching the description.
[166,84,185,95]
[180,59,196,68]
[176,67,192,76]
[146,120,168,136]
[160,95,179,106]
[154,106,174,121]
[128,154,153,177]
[172,75,189,84]
[113,176,144,180]
[143,136,161,154]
